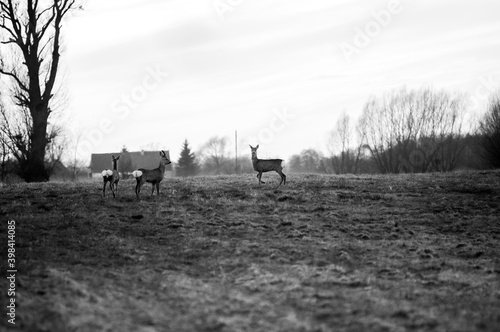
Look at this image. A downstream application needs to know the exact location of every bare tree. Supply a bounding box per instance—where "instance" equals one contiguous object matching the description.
[289,149,325,173]
[328,113,350,174]
[0,0,80,181]
[358,94,396,173]
[140,142,163,152]
[288,154,302,172]
[66,129,84,180]
[199,136,230,175]
[359,87,469,173]
[44,122,66,176]
[328,113,364,174]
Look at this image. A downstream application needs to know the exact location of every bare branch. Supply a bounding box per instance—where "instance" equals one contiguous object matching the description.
[37,33,53,59]
[0,16,18,41]
[0,65,29,93]
[36,6,55,40]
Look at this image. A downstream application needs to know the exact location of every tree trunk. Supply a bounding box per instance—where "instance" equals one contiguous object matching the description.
[24,106,49,182]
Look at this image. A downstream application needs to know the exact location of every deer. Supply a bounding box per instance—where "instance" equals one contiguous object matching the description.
[101,155,120,198]
[249,145,286,186]
[132,150,172,199]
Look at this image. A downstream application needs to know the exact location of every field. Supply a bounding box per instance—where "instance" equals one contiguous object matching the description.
[1,171,500,332]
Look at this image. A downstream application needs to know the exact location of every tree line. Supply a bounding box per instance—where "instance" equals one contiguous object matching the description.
[2,85,500,181]
[289,87,499,175]
[164,86,500,178]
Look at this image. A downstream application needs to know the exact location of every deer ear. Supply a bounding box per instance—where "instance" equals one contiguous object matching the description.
[249,145,252,148]
[256,144,259,149]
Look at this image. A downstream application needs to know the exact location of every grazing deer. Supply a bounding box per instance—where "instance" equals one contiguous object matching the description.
[102,155,120,198]
[132,150,171,199]
[249,145,286,186]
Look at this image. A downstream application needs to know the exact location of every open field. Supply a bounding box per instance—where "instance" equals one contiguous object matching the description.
[1,171,500,331]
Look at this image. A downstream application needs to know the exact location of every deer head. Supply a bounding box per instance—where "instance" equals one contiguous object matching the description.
[249,144,259,159]
[160,150,172,165]
[111,155,120,169]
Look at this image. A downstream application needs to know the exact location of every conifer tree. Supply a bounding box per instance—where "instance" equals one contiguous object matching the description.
[176,139,199,177]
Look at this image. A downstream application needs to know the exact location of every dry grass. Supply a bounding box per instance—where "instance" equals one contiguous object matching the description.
[1,171,500,331]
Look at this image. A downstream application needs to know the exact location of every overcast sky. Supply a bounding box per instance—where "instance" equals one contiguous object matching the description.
[63,0,500,162]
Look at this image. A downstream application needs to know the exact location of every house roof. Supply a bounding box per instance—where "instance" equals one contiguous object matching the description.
[90,151,172,172]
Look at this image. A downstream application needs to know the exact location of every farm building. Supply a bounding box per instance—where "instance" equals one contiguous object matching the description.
[90,150,173,179]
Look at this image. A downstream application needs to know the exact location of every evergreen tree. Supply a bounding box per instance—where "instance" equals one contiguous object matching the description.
[176,139,199,177]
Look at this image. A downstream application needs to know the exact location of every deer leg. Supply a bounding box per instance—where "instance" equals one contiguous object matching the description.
[114,181,118,197]
[156,183,160,196]
[110,182,116,198]
[257,172,265,184]
[276,170,286,186]
[102,180,107,197]
[135,178,142,199]
[276,171,283,186]
[151,183,155,196]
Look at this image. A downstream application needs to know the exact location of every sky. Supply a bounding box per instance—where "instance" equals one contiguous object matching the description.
[62,0,500,163]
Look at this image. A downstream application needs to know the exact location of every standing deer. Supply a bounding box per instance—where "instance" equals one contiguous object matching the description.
[102,155,120,198]
[249,145,286,186]
[132,150,171,199]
